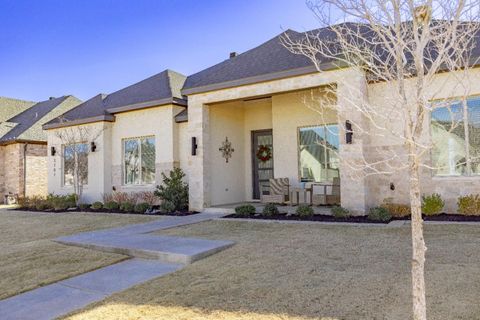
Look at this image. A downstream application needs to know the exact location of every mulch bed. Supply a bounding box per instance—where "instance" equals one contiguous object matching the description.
[224,213,388,223]
[224,213,480,224]
[13,207,199,216]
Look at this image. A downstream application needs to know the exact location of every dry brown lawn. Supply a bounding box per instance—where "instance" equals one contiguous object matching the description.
[64,220,480,320]
[0,210,158,299]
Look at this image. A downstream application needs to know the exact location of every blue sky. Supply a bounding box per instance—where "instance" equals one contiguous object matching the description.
[0,0,318,101]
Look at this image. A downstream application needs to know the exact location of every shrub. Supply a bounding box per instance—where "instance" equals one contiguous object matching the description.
[79,203,90,211]
[91,201,103,210]
[155,168,189,212]
[296,205,314,218]
[457,194,480,216]
[331,206,350,218]
[17,197,28,208]
[35,201,50,211]
[262,203,279,216]
[137,191,158,206]
[120,202,135,212]
[111,192,130,205]
[235,204,256,217]
[381,199,411,218]
[368,207,392,222]
[102,193,114,203]
[27,195,44,209]
[422,193,444,216]
[104,201,120,211]
[134,202,150,214]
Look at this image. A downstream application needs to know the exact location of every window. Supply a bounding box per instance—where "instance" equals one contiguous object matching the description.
[298,124,340,182]
[63,143,88,186]
[431,96,480,176]
[123,136,156,185]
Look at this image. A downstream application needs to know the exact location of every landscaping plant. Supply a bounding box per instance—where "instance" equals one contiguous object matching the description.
[296,204,314,218]
[262,203,279,216]
[134,202,150,214]
[155,168,189,212]
[91,201,103,210]
[234,204,256,217]
[331,206,350,219]
[120,202,135,212]
[422,193,445,216]
[381,199,411,218]
[104,201,120,211]
[457,194,480,216]
[368,207,392,222]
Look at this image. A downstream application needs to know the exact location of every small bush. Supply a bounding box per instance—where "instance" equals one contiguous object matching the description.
[137,191,158,206]
[17,197,28,208]
[422,193,444,216]
[235,204,256,217]
[381,200,411,218]
[296,205,314,218]
[262,203,279,216]
[120,202,135,212]
[27,195,44,209]
[368,207,392,222]
[91,201,103,210]
[457,194,480,216]
[155,168,189,212]
[134,202,150,214]
[78,203,90,211]
[35,201,50,211]
[104,201,120,211]
[331,206,350,218]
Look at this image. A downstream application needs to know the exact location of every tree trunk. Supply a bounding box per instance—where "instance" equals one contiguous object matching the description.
[409,151,427,320]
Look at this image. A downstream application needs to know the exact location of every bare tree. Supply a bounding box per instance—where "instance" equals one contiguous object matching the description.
[54,124,103,205]
[282,1,480,319]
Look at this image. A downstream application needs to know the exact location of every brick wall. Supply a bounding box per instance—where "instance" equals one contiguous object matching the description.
[0,143,48,203]
[25,144,48,197]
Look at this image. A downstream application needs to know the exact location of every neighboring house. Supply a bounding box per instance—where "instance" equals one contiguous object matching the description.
[44,25,480,213]
[0,96,81,203]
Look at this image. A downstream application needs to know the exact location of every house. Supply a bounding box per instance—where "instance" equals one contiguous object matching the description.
[44,25,480,214]
[0,96,81,203]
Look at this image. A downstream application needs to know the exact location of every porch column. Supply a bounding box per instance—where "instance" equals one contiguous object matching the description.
[336,68,369,214]
[188,96,210,211]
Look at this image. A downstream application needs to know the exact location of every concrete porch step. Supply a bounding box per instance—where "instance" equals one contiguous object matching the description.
[55,233,234,264]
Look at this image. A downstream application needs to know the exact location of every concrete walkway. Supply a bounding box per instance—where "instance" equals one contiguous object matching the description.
[0,212,232,320]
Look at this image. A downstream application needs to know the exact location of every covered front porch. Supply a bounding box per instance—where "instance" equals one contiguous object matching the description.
[187,68,369,214]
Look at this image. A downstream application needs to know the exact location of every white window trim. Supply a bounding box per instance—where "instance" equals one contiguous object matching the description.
[122,135,156,186]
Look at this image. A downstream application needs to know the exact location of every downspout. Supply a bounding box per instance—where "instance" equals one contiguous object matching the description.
[23,143,27,198]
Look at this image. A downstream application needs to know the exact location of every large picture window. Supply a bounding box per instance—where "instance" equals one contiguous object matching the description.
[123,136,156,185]
[431,96,480,176]
[63,143,88,186]
[298,124,340,182]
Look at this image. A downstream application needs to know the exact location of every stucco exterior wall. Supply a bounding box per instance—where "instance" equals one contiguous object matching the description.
[209,101,246,205]
[178,122,190,181]
[110,105,185,193]
[46,104,187,203]
[47,121,113,203]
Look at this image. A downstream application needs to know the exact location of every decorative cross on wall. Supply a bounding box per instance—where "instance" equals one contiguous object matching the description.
[219,137,234,163]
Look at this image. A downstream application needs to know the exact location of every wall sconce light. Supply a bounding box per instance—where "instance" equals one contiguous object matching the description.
[390,182,395,191]
[91,142,97,152]
[51,146,56,156]
[191,137,198,156]
[345,120,353,144]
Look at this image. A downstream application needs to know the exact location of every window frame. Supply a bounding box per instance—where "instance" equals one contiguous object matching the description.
[297,123,340,183]
[430,95,480,177]
[122,135,156,186]
[62,142,89,187]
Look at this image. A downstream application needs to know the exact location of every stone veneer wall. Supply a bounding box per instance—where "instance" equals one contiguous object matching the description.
[25,144,48,197]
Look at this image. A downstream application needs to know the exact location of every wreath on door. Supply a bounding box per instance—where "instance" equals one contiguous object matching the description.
[256,145,272,162]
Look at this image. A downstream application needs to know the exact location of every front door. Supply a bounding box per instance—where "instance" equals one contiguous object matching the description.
[252,129,274,199]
